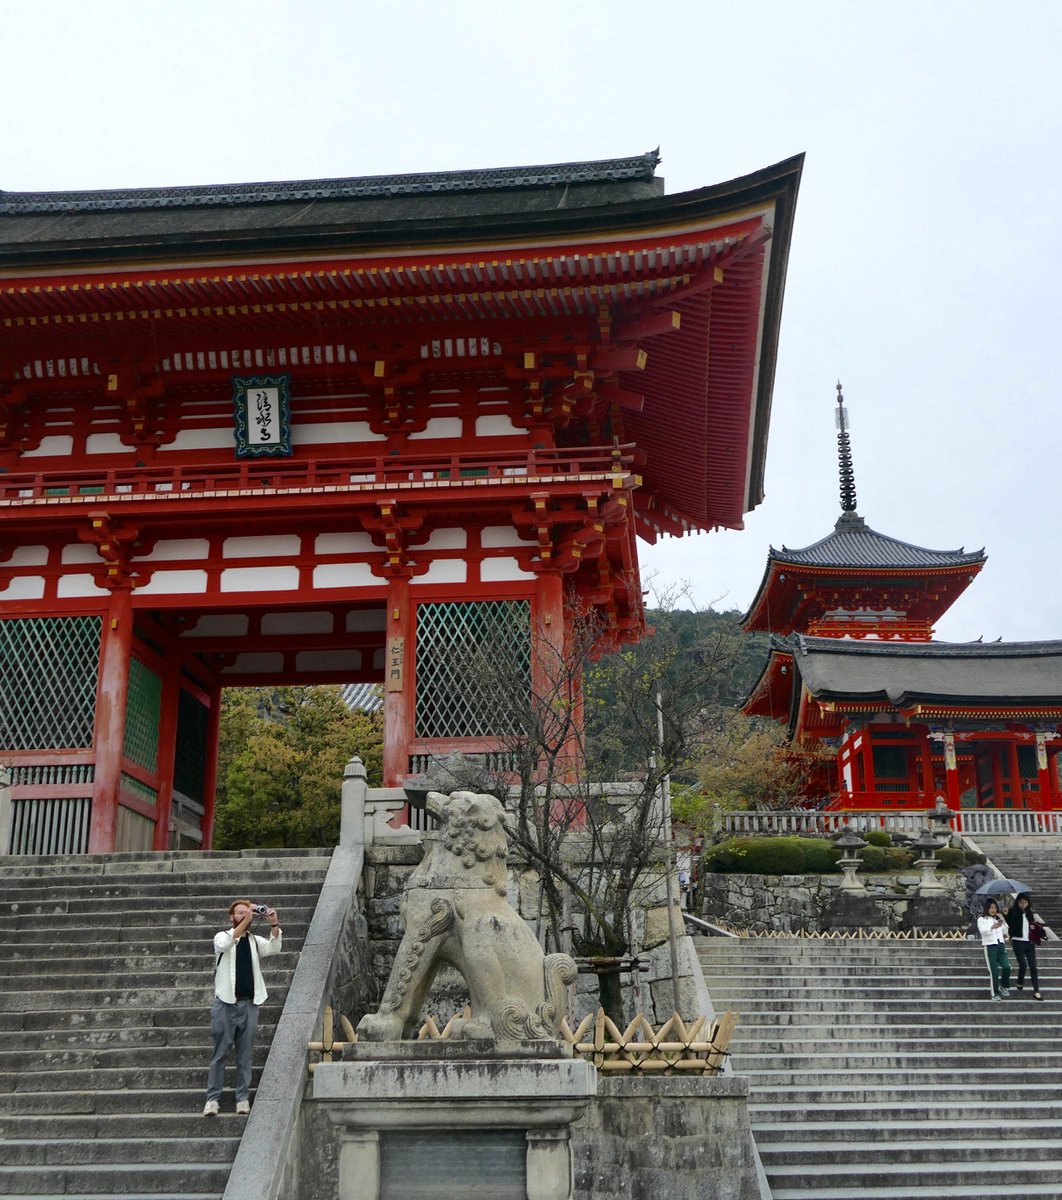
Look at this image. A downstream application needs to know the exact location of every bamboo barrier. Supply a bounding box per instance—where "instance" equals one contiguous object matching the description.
[307,1005,738,1076]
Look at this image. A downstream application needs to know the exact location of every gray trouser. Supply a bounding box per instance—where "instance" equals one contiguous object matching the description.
[206,997,259,1102]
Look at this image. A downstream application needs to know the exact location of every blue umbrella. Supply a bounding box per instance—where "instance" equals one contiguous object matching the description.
[974,878,1032,896]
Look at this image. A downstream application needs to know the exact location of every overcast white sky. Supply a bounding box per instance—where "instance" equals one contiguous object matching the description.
[2,2,1059,642]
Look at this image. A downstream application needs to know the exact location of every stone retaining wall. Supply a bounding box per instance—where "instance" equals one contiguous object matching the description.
[699,869,971,933]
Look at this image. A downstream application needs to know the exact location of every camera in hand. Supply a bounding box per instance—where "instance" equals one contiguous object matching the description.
[252,904,269,915]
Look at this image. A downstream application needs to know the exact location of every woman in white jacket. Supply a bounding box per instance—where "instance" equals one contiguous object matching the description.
[977,899,1012,1000]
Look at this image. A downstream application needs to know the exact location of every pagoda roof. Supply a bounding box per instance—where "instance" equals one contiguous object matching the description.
[741,512,987,633]
[790,635,1062,710]
[767,511,985,570]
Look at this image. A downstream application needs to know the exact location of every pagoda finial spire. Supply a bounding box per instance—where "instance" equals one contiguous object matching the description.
[835,381,858,514]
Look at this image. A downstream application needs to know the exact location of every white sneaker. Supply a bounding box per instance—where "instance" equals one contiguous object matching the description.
[236,1099,250,1116]
[203,1100,219,1117]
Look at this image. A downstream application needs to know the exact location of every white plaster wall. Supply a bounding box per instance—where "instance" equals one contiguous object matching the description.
[0,577,46,600]
[481,526,537,548]
[21,436,74,457]
[163,428,235,451]
[1,546,49,567]
[316,532,376,555]
[408,417,463,440]
[136,539,210,562]
[291,420,386,446]
[220,566,300,592]
[475,413,522,437]
[414,528,467,550]
[313,562,378,589]
[413,559,468,585]
[136,570,210,596]
[57,574,109,597]
[480,557,536,581]
[223,535,301,559]
[86,433,129,455]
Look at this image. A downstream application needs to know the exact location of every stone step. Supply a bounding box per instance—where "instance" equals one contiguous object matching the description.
[0,877,328,900]
[0,1088,254,1116]
[0,966,296,993]
[0,1161,231,1195]
[771,1185,1062,1199]
[0,902,317,925]
[0,1024,276,1051]
[732,1036,1059,1055]
[722,1066,1062,1086]
[0,1113,246,1139]
[743,1083,1062,1104]
[1,953,295,977]
[759,1138,1062,1165]
[751,1114,1062,1136]
[0,1064,263,1093]
[765,1160,1062,1189]
[0,1006,230,1031]
[0,1134,240,1165]
[0,1043,269,1071]
[0,934,308,954]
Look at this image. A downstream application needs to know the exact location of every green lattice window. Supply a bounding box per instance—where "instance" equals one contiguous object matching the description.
[0,616,102,750]
[123,657,162,772]
[120,772,158,806]
[174,689,208,803]
[414,600,530,739]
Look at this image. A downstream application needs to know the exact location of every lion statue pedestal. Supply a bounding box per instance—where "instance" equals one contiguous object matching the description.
[317,791,592,1200]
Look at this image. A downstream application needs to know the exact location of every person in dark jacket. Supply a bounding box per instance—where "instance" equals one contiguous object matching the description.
[1006,893,1044,1000]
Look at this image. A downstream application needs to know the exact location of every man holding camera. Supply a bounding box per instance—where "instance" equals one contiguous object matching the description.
[203,899,282,1116]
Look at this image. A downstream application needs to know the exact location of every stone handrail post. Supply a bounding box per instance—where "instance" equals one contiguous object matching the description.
[340,755,370,848]
[0,766,11,856]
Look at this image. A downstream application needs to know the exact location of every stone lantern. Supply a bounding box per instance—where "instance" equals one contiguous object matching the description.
[833,825,869,892]
[927,796,955,845]
[912,826,947,894]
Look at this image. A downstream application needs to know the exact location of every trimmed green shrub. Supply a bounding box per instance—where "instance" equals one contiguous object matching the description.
[859,845,916,872]
[702,836,841,875]
[936,847,971,870]
[863,830,892,848]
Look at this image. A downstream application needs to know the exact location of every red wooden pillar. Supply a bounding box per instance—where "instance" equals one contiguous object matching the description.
[942,731,962,809]
[89,588,133,854]
[916,729,934,805]
[1006,738,1022,809]
[383,574,412,787]
[534,569,581,784]
[1035,733,1053,812]
[200,683,223,850]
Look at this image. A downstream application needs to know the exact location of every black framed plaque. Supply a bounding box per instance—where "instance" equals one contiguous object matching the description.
[232,374,293,457]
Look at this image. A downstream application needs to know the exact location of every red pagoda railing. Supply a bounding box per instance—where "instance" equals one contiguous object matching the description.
[0,444,637,507]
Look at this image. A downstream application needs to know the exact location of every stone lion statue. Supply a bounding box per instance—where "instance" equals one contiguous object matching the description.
[357,790,577,1043]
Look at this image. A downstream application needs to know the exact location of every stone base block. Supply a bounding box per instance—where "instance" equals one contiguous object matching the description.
[312,1046,595,1199]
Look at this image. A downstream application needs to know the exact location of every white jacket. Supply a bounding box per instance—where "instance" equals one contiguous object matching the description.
[213,928,282,1005]
[977,915,1007,946]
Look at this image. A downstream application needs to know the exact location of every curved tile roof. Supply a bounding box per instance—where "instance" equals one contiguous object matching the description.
[0,152,661,215]
[769,512,985,570]
[791,635,1062,707]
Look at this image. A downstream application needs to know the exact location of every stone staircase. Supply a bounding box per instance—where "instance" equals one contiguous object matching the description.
[0,848,332,1200]
[697,936,1062,1199]
[971,835,1062,929]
